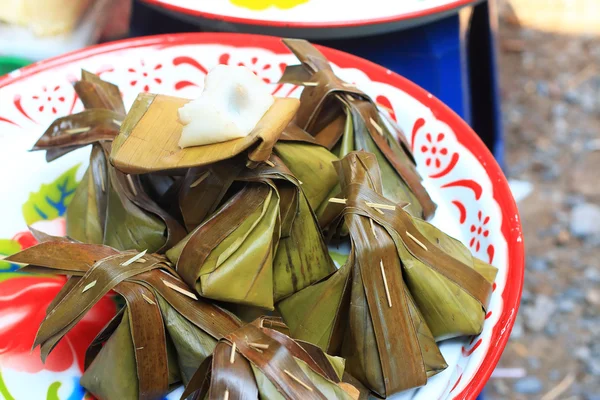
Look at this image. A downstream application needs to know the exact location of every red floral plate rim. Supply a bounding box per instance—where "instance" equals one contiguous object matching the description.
[140,0,479,29]
[0,33,524,400]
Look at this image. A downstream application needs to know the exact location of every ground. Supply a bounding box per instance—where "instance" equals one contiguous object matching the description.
[488,1,600,399]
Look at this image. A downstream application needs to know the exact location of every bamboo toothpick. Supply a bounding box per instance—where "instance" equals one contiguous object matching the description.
[369,117,384,136]
[406,231,428,251]
[82,280,97,293]
[365,202,395,211]
[284,370,313,392]
[161,279,198,300]
[248,342,269,350]
[380,261,392,308]
[120,250,148,266]
[126,174,138,196]
[223,390,230,400]
[141,293,156,305]
[190,171,210,188]
[302,82,318,86]
[345,94,354,102]
[402,203,411,210]
[113,119,122,127]
[375,103,395,115]
[342,82,356,88]
[98,168,105,192]
[230,343,236,364]
[65,127,90,134]
[264,160,275,167]
[370,218,378,239]
[328,198,347,205]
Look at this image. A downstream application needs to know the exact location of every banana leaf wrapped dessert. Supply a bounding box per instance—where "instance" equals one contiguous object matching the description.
[279,39,436,220]
[6,236,242,400]
[31,71,186,252]
[279,151,497,396]
[166,154,335,310]
[182,317,365,400]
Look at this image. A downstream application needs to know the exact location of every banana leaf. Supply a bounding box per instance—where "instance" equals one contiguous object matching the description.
[181,318,361,400]
[6,241,242,400]
[31,69,126,161]
[66,144,107,244]
[279,38,436,220]
[30,71,186,253]
[278,151,449,397]
[329,151,494,341]
[168,156,335,310]
[110,93,299,174]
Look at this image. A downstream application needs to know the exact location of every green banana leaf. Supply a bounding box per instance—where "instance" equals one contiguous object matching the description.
[278,151,448,397]
[170,157,335,310]
[273,141,338,212]
[182,319,357,400]
[278,38,436,220]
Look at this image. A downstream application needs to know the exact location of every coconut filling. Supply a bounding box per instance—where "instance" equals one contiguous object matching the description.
[178,64,275,148]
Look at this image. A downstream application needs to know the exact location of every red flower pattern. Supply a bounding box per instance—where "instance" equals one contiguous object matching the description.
[128,60,163,93]
[420,132,449,168]
[469,210,490,252]
[0,276,116,373]
[31,85,66,114]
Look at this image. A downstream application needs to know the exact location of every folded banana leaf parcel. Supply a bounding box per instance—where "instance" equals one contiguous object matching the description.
[278,151,497,397]
[30,70,186,253]
[7,236,242,400]
[182,317,368,400]
[166,154,336,310]
[279,39,436,220]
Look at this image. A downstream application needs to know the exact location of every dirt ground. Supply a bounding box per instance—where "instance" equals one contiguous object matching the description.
[488,1,600,399]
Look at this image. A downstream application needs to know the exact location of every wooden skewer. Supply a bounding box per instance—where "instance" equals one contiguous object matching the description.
[223,390,230,400]
[120,250,148,266]
[369,117,384,136]
[248,342,269,350]
[82,280,97,293]
[190,171,210,188]
[301,82,318,86]
[406,231,428,251]
[230,343,236,364]
[379,261,392,308]
[370,218,378,239]
[65,127,90,134]
[141,293,156,305]
[264,160,275,167]
[365,202,395,211]
[284,370,313,392]
[126,174,138,196]
[161,279,198,300]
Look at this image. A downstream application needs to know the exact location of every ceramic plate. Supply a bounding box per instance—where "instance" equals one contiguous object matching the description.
[141,0,481,38]
[0,33,523,400]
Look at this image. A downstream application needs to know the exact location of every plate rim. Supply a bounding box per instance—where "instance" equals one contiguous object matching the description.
[140,0,479,29]
[0,32,524,400]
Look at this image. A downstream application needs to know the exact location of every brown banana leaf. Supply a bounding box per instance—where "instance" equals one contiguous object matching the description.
[6,242,242,400]
[181,319,357,400]
[278,151,449,397]
[31,109,122,151]
[279,38,436,220]
[76,69,127,114]
[110,94,299,174]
